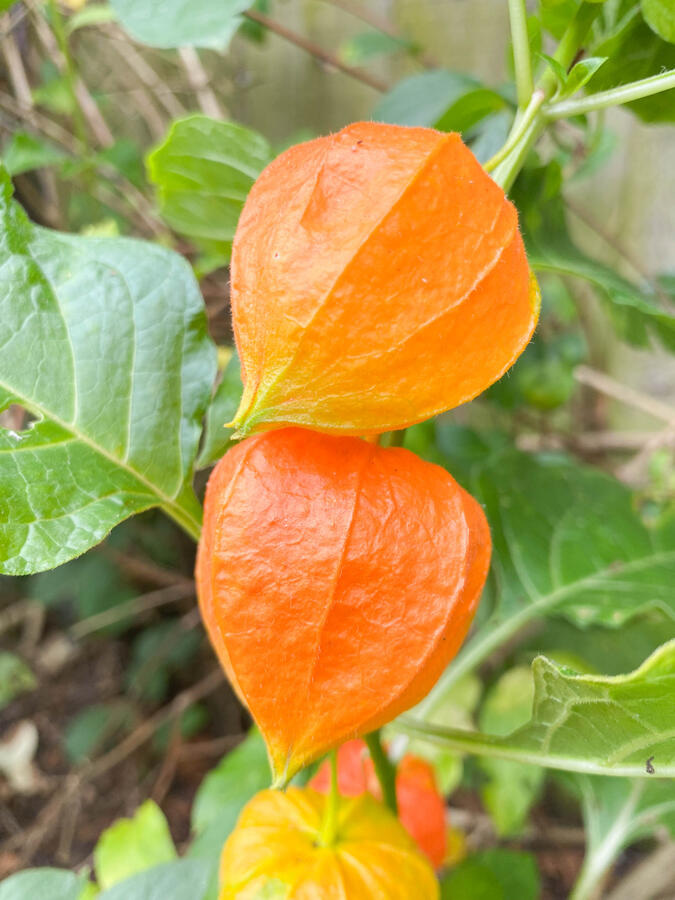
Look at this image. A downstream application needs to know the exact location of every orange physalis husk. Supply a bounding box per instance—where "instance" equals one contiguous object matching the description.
[230,121,540,437]
[196,427,491,782]
[219,786,440,899]
[310,739,447,868]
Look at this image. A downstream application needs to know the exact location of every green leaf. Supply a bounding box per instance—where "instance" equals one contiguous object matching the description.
[590,2,675,121]
[538,52,569,88]
[373,70,507,132]
[339,31,408,65]
[440,850,540,900]
[64,700,135,764]
[568,775,675,898]
[0,651,36,710]
[2,132,68,177]
[197,351,242,468]
[0,166,216,574]
[0,869,86,900]
[478,668,544,835]
[147,116,272,263]
[402,640,675,777]
[109,0,253,49]
[560,56,608,97]
[97,860,209,900]
[642,0,675,44]
[94,801,177,890]
[513,162,675,352]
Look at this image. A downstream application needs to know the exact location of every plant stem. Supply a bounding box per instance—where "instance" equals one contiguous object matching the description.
[46,0,90,154]
[508,0,533,109]
[319,750,340,846]
[484,88,545,172]
[365,730,398,816]
[545,68,675,119]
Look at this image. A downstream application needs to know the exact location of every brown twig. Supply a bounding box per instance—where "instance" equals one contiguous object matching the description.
[70,583,195,639]
[178,46,224,119]
[105,549,193,589]
[574,366,675,427]
[243,9,388,92]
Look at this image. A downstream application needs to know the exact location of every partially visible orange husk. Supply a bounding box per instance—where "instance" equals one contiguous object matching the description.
[230,121,540,437]
[310,740,447,868]
[219,787,440,899]
[196,427,491,782]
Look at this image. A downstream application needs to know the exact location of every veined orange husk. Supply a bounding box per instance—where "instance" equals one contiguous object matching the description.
[230,121,539,437]
[310,739,447,868]
[219,787,439,899]
[196,427,491,782]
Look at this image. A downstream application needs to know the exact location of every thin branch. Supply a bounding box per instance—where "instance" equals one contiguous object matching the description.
[178,46,225,119]
[243,9,388,92]
[70,583,195,639]
[546,69,675,119]
[575,365,675,426]
[508,0,533,109]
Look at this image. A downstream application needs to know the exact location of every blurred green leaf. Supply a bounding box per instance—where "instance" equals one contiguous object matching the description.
[64,700,135,764]
[94,801,177,890]
[32,75,76,116]
[440,850,540,900]
[567,775,675,898]
[67,4,116,34]
[590,1,675,121]
[0,869,86,900]
[373,70,507,132]
[97,860,209,900]
[0,652,36,710]
[147,115,272,263]
[109,0,252,49]
[513,162,675,352]
[197,352,243,468]
[642,0,675,43]
[0,166,216,575]
[339,31,408,65]
[125,620,201,703]
[2,133,67,177]
[478,668,543,836]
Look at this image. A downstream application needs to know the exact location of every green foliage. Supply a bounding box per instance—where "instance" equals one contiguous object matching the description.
[2,132,67,177]
[109,0,253,49]
[97,860,209,900]
[339,31,409,65]
[406,640,675,777]
[147,116,272,263]
[373,70,508,134]
[514,162,675,352]
[198,352,243,467]
[0,166,216,574]
[440,849,540,900]
[642,0,675,43]
[0,869,86,900]
[63,700,135,764]
[0,652,36,710]
[94,801,177,890]
[125,620,202,703]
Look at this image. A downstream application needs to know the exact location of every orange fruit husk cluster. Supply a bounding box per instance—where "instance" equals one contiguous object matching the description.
[219,786,439,899]
[196,427,491,782]
[310,740,447,868]
[230,121,539,437]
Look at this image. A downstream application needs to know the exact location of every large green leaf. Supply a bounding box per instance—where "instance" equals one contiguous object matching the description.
[642,0,675,43]
[567,775,675,898]
[0,869,85,900]
[513,163,675,352]
[440,850,540,900]
[408,425,675,710]
[0,167,216,575]
[401,640,675,777]
[147,116,272,262]
[197,351,243,467]
[110,0,253,49]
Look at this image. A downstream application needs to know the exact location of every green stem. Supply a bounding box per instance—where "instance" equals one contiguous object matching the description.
[47,0,90,154]
[319,750,340,846]
[545,68,675,119]
[365,730,398,816]
[484,88,545,173]
[508,0,533,109]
